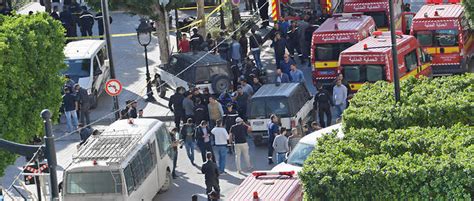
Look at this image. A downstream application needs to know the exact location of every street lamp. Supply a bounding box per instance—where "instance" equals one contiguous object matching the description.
[136,18,156,102]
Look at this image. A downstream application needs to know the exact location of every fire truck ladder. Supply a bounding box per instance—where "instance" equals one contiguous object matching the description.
[73,130,142,165]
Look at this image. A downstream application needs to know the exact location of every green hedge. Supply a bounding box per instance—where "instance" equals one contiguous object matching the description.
[0,13,65,176]
[343,75,474,131]
[300,125,473,200]
[300,75,474,200]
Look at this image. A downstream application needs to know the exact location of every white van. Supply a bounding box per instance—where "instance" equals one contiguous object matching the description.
[62,119,175,201]
[271,124,343,173]
[248,83,314,145]
[63,40,110,108]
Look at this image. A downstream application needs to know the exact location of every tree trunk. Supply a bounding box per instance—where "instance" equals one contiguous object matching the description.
[44,0,52,13]
[152,4,170,65]
[197,0,206,37]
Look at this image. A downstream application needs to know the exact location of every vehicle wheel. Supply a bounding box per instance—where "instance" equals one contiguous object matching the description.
[90,91,98,109]
[159,170,172,193]
[156,76,166,98]
[212,75,231,94]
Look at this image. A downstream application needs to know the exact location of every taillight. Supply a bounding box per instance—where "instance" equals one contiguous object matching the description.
[253,192,259,199]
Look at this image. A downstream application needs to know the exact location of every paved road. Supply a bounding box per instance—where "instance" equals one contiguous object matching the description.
[1,5,320,201]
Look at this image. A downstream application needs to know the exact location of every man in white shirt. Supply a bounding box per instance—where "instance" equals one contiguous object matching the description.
[211,119,229,174]
[333,79,348,119]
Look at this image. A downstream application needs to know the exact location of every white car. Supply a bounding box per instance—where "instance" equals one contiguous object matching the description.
[272,123,343,173]
[63,40,110,108]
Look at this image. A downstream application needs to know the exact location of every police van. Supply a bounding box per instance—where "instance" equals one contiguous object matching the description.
[63,40,110,108]
[61,119,174,201]
[248,83,314,145]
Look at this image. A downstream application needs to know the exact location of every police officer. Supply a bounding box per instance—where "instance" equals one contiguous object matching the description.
[313,83,333,128]
[190,28,204,51]
[78,6,94,36]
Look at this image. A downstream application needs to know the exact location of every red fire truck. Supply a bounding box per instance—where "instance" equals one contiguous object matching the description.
[410,2,473,75]
[228,171,303,201]
[311,13,376,86]
[343,0,414,33]
[339,31,432,93]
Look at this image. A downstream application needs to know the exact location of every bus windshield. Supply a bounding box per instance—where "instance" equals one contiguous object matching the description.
[343,65,385,82]
[365,12,388,29]
[66,171,122,194]
[415,30,459,47]
[286,142,314,167]
[315,43,354,61]
[249,98,290,118]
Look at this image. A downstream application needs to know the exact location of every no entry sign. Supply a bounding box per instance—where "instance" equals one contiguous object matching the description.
[232,0,240,6]
[105,79,122,96]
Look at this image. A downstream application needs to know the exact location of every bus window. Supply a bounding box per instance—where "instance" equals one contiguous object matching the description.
[415,31,433,46]
[124,166,135,194]
[404,50,418,72]
[66,171,122,194]
[156,127,172,158]
[366,65,384,82]
[365,12,388,29]
[344,65,362,82]
[435,30,458,46]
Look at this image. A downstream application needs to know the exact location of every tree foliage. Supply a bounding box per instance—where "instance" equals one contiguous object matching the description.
[300,75,474,200]
[0,13,65,176]
[464,0,474,25]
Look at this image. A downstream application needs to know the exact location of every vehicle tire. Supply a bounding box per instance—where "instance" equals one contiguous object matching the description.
[156,76,166,98]
[211,75,231,94]
[90,91,98,109]
[159,170,172,193]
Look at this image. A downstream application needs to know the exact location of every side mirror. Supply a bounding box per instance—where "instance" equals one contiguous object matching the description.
[94,69,103,76]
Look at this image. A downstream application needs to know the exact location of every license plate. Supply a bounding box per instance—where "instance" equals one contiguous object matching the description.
[318,70,334,75]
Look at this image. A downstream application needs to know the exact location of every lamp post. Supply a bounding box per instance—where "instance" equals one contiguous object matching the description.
[136,18,156,102]
[388,0,401,102]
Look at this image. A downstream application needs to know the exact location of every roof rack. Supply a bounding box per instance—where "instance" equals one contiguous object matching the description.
[73,130,142,165]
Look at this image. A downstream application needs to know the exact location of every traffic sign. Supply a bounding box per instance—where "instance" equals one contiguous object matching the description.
[23,163,49,185]
[105,79,123,96]
[231,0,240,6]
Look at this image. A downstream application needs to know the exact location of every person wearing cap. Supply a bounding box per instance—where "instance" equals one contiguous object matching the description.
[63,74,76,92]
[195,120,215,163]
[182,91,195,122]
[223,103,239,132]
[234,86,250,121]
[229,117,253,173]
[74,84,91,125]
[190,28,204,52]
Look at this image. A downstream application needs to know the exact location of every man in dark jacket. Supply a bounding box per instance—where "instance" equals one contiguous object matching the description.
[169,87,186,129]
[78,7,94,36]
[217,32,230,61]
[194,98,209,126]
[60,7,77,38]
[180,118,196,165]
[287,21,301,60]
[195,120,215,163]
[249,27,263,69]
[74,84,91,125]
[50,6,60,20]
[313,83,333,127]
[239,30,248,60]
[201,152,220,200]
[271,32,286,69]
[223,103,239,132]
[95,11,113,38]
[190,28,204,51]
[234,86,249,121]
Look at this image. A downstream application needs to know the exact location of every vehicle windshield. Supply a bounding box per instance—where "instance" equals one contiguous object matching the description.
[343,65,385,82]
[315,43,354,61]
[66,171,122,194]
[415,30,459,47]
[249,98,290,118]
[365,12,388,29]
[286,142,315,167]
[63,59,91,78]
